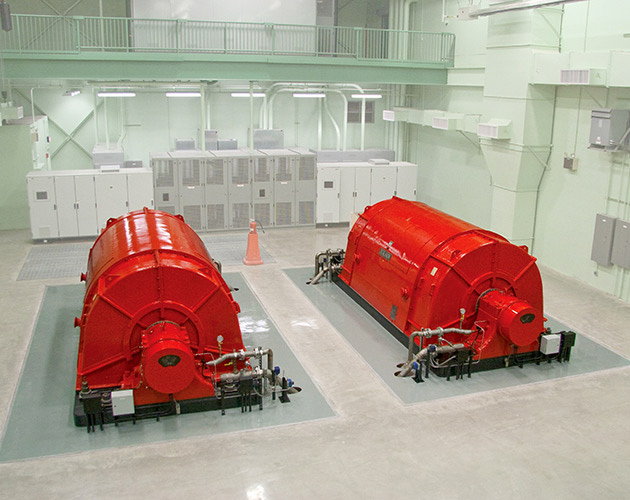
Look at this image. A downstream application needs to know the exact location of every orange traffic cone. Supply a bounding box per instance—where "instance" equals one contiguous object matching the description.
[243,220,263,265]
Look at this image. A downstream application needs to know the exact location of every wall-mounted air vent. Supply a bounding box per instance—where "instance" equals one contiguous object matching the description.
[477,119,512,140]
[560,69,607,86]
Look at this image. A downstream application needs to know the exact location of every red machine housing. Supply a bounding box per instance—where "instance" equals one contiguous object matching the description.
[75,208,247,407]
[339,198,546,362]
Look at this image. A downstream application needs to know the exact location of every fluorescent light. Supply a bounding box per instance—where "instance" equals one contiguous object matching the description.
[231,92,266,98]
[293,93,326,98]
[351,93,382,99]
[165,92,201,97]
[64,90,80,97]
[98,92,136,97]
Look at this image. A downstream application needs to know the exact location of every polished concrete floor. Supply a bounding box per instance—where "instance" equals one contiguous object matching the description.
[1,226,630,499]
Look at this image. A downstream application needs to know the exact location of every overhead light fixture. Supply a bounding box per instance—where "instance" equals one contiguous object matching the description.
[351,93,382,99]
[64,90,81,97]
[98,92,136,97]
[165,92,201,97]
[231,92,266,98]
[293,93,326,98]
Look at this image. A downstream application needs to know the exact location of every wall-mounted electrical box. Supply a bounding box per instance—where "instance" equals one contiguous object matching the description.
[563,154,577,171]
[253,129,284,149]
[589,109,630,151]
[591,213,617,266]
[611,219,630,269]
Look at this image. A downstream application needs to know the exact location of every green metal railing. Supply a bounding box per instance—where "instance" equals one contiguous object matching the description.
[1,14,455,66]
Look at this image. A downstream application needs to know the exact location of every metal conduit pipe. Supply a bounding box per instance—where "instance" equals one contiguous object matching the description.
[397,343,467,378]
[406,328,475,362]
[323,94,341,150]
[318,97,323,150]
[205,347,274,374]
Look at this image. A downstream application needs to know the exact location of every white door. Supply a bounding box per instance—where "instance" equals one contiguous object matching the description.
[95,173,129,230]
[316,166,340,224]
[353,167,372,215]
[74,174,98,236]
[54,176,79,238]
[395,164,417,201]
[127,170,154,212]
[26,175,58,239]
[370,166,397,205]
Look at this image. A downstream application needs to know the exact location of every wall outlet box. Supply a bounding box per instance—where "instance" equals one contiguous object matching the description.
[563,155,577,171]
[111,389,135,416]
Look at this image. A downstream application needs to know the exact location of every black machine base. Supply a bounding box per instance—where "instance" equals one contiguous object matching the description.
[334,276,576,380]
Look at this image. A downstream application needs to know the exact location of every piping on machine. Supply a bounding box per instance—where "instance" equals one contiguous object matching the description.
[74,208,299,432]
[310,198,575,383]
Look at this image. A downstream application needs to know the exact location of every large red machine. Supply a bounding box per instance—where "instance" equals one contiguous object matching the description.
[312,198,574,380]
[74,208,295,431]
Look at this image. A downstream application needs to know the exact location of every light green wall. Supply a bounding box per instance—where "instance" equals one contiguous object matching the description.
[337,0,388,28]
[10,0,127,16]
[405,0,630,301]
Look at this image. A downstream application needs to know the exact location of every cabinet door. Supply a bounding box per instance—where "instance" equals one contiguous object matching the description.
[354,167,372,215]
[74,175,98,236]
[339,167,356,223]
[316,167,340,223]
[395,165,417,201]
[26,175,58,239]
[370,166,396,205]
[54,176,79,238]
[127,171,154,212]
[95,173,129,230]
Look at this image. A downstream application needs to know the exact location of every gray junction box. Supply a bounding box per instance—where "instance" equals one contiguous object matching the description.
[611,218,630,269]
[591,213,618,266]
[589,109,630,151]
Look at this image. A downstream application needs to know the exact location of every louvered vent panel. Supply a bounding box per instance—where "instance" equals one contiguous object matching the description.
[254,203,271,227]
[232,203,250,228]
[206,204,225,230]
[183,205,202,230]
[232,159,249,184]
[156,164,174,187]
[182,160,201,186]
[157,205,176,215]
[206,160,224,185]
[299,201,315,224]
[255,158,270,182]
[276,202,292,226]
[276,158,292,181]
[299,157,315,180]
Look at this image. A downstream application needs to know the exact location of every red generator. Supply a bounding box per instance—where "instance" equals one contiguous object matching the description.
[74,208,294,431]
[312,198,574,380]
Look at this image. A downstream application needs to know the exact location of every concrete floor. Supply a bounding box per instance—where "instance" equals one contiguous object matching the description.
[1,226,630,499]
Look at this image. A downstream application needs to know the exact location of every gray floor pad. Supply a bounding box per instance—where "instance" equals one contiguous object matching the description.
[16,234,274,281]
[285,267,630,405]
[0,272,332,462]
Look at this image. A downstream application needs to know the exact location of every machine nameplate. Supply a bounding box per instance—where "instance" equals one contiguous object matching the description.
[379,248,392,261]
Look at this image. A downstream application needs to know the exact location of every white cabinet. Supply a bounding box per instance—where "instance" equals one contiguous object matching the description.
[395,164,417,201]
[26,168,153,240]
[316,161,417,225]
[316,167,341,224]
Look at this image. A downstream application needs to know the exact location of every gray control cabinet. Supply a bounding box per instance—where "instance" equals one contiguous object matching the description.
[213,150,251,229]
[290,147,317,226]
[591,213,618,266]
[251,151,274,228]
[173,151,206,232]
[205,153,229,230]
[611,218,630,269]
[151,152,179,216]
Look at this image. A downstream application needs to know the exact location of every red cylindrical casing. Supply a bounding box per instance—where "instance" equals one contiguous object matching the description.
[75,208,246,405]
[339,198,545,359]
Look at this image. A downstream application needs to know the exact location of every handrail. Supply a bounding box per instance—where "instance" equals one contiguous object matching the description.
[0,14,455,66]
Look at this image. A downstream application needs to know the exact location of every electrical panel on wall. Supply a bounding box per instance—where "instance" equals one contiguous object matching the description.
[589,109,630,151]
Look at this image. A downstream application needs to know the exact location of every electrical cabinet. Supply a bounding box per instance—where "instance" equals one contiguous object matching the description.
[172,151,206,231]
[317,161,418,224]
[290,147,317,226]
[260,149,299,227]
[589,109,630,151]
[205,153,229,230]
[250,150,274,228]
[151,152,179,215]
[26,168,153,239]
[591,214,617,266]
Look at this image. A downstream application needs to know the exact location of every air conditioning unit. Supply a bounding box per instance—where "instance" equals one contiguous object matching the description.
[477,119,512,140]
[382,110,395,122]
[560,69,607,86]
